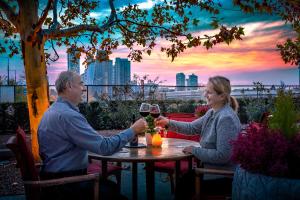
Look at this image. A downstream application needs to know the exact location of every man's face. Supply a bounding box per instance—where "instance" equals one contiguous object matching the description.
[67,75,85,105]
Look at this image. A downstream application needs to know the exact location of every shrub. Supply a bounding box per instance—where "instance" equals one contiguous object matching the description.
[231,91,300,179]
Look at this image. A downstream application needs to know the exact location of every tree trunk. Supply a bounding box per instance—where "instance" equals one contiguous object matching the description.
[19,0,50,161]
[22,41,49,161]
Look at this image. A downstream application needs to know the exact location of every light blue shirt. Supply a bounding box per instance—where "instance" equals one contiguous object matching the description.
[38,97,135,172]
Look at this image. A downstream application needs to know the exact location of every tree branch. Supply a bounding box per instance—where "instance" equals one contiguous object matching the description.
[118,19,188,37]
[34,0,53,34]
[44,0,117,39]
[44,23,111,39]
[0,18,17,32]
[0,0,18,25]
[49,39,59,62]
[50,0,60,30]
[107,0,117,25]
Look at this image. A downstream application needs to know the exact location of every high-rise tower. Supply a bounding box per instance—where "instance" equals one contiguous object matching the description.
[176,73,185,91]
[115,58,131,85]
[187,73,198,90]
[67,48,80,74]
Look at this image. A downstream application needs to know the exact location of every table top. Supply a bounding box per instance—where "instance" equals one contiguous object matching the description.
[89,137,199,162]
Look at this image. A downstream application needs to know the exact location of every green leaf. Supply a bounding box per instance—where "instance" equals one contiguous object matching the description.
[145,115,156,135]
[210,19,219,29]
[192,18,200,26]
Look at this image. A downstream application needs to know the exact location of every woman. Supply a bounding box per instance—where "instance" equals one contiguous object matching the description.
[156,76,241,199]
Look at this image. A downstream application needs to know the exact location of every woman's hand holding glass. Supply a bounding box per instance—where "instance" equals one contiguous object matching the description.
[155,116,169,128]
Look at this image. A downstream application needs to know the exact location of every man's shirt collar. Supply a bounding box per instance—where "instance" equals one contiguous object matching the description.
[57,96,79,112]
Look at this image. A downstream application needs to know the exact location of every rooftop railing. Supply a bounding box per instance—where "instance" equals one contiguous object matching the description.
[0,84,299,103]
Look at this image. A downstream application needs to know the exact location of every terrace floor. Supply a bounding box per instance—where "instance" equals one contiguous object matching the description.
[0,161,174,200]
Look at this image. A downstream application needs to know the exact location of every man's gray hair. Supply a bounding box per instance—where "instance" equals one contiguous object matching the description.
[55,71,77,94]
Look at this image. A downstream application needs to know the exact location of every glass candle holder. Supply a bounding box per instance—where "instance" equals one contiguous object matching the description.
[152,133,162,147]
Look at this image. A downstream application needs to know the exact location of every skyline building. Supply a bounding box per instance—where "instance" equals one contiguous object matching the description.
[115,58,131,85]
[85,58,113,98]
[84,57,131,86]
[82,55,131,99]
[186,73,198,90]
[86,59,113,83]
[67,48,80,74]
[176,72,186,91]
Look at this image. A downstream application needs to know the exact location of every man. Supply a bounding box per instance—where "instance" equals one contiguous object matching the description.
[38,71,146,199]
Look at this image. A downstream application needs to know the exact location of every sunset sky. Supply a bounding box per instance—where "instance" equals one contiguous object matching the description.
[0,0,299,85]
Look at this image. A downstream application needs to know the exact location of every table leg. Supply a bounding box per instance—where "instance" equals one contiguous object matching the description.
[175,160,181,191]
[101,160,108,178]
[132,162,138,200]
[145,162,155,200]
[188,157,193,171]
[99,160,107,199]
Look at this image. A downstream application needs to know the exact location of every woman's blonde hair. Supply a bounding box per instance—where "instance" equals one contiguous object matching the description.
[208,76,239,112]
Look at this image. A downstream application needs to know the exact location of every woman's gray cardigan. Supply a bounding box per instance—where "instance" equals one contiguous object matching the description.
[168,104,241,179]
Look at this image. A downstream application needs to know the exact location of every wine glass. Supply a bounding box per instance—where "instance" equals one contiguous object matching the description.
[150,104,160,119]
[139,103,151,117]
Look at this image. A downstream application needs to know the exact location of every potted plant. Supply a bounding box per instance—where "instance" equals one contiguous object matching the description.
[231,90,300,200]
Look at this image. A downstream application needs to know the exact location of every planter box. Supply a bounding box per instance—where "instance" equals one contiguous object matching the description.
[233,166,300,200]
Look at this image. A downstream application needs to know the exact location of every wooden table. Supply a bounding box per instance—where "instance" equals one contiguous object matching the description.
[89,137,199,200]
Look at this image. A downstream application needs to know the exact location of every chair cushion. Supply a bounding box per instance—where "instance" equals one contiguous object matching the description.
[16,127,39,181]
[87,161,122,175]
[154,160,190,174]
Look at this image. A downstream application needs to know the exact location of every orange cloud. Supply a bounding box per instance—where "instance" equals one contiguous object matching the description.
[123,20,294,84]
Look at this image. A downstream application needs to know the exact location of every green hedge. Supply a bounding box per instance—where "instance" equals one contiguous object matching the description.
[0,100,200,134]
[2,97,297,134]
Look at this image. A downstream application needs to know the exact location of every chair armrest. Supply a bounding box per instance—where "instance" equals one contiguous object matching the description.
[23,173,99,187]
[194,168,234,200]
[195,168,234,177]
[35,163,42,168]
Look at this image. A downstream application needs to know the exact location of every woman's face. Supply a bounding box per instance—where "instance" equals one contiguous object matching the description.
[204,81,225,109]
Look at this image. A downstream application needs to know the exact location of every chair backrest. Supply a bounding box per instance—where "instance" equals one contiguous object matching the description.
[6,127,39,181]
[166,115,200,142]
[164,113,196,118]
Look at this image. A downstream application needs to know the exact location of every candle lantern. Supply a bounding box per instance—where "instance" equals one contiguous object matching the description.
[152,133,162,147]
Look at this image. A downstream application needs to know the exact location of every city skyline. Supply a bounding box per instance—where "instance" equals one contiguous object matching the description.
[0,1,299,86]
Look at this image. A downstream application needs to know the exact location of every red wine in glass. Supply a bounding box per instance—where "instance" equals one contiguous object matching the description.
[140,111,150,117]
[139,103,151,117]
[150,104,160,118]
[150,113,160,118]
